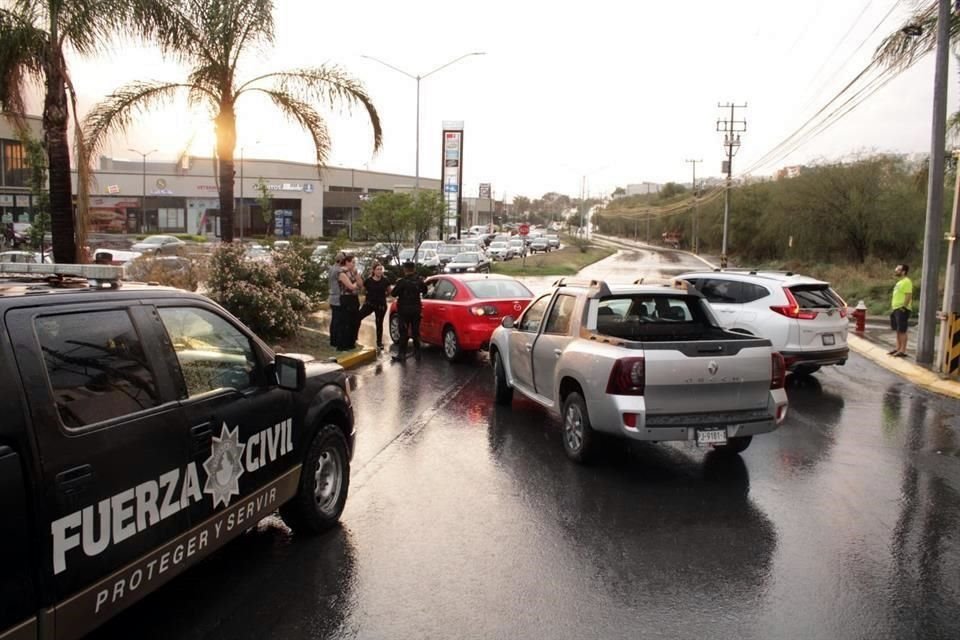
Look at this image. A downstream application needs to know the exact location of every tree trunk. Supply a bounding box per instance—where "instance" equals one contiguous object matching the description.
[216,102,237,242]
[44,58,76,263]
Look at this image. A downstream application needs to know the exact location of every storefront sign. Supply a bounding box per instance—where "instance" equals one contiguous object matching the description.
[197,185,219,192]
[266,183,314,193]
[15,195,31,207]
[0,195,14,206]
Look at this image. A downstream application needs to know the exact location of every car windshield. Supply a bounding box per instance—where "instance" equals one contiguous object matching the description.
[439,245,460,255]
[466,280,532,299]
[399,249,415,260]
[790,284,842,309]
[490,242,508,249]
[141,236,167,244]
[594,294,715,340]
[454,253,480,264]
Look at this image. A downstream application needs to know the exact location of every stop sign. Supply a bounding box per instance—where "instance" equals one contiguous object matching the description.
[519,223,530,236]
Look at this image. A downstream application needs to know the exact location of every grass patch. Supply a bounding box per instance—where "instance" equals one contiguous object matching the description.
[492,243,615,277]
[267,317,343,362]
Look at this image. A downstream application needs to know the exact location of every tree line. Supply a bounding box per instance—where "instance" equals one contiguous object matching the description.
[596,154,945,266]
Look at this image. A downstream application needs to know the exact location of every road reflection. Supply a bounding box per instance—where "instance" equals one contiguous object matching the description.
[774,373,845,476]
[485,399,778,625]
[93,519,358,640]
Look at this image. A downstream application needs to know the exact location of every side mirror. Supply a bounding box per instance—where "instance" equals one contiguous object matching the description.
[501,316,515,329]
[275,354,306,391]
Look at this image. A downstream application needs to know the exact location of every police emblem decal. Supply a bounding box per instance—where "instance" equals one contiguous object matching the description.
[203,424,246,508]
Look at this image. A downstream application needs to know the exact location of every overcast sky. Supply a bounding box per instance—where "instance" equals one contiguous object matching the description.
[53,0,955,201]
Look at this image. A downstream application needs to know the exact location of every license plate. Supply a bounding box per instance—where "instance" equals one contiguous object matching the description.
[696,429,728,445]
[822,334,835,346]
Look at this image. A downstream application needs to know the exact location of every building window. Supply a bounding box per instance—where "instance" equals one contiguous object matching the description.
[2,140,27,187]
[329,186,363,193]
[159,207,186,232]
[368,188,392,194]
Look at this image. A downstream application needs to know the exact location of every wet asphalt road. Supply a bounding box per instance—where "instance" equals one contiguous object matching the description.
[92,245,960,640]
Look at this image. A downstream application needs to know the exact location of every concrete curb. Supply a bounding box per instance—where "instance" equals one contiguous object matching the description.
[848,334,960,399]
[335,347,378,370]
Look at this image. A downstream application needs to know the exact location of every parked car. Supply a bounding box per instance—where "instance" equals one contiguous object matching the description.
[487,241,515,261]
[546,235,561,250]
[677,270,849,375]
[529,237,550,253]
[508,238,527,258]
[418,240,443,254]
[130,235,186,255]
[444,252,492,274]
[93,248,142,266]
[436,243,462,265]
[399,248,440,268]
[389,273,534,362]
[244,244,272,264]
[0,261,355,639]
[488,278,788,462]
[0,250,53,264]
[310,244,330,263]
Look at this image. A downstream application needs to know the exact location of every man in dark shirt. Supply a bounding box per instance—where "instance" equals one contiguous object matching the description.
[391,261,427,361]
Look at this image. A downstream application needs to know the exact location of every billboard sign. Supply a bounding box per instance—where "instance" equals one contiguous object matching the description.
[441,121,464,237]
[479,183,491,199]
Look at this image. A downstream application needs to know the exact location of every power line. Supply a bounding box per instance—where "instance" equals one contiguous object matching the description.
[717,102,747,268]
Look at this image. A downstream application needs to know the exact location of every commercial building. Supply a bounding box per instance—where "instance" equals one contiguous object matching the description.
[78,156,440,238]
[0,113,44,224]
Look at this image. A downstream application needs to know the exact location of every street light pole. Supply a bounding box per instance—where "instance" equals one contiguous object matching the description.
[916,0,951,365]
[128,148,157,233]
[362,53,485,189]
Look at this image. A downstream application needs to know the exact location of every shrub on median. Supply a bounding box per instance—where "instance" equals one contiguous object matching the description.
[206,242,323,340]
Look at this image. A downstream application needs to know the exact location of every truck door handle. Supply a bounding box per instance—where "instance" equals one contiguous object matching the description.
[191,423,213,454]
[525,344,532,352]
[553,349,562,357]
[56,465,93,493]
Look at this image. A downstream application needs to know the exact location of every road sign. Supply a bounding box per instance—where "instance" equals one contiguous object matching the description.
[519,223,530,236]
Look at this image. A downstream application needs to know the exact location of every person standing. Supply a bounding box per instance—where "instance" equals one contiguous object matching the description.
[889,263,913,358]
[390,261,427,361]
[359,261,392,351]
[337,255,361,350]
[327,252,345,348]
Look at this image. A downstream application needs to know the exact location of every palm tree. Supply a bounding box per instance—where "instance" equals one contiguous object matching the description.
[0,0,179,263]
[875,2,960,138]
[84,0,383,243]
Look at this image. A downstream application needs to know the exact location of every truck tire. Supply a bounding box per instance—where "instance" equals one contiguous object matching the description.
[561,392,594,463]
[714,435,752,455]
[492,350,513,405]
[280,424,350,534]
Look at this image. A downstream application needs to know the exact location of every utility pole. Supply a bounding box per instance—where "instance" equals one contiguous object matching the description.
[917,0,951,365]
[716,103,747,269]
[685,158,702,253]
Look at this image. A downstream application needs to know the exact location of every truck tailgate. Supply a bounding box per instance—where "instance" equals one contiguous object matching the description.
[642,340,772,414]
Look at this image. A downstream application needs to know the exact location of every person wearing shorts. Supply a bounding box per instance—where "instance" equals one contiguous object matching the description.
[889,263,913,358]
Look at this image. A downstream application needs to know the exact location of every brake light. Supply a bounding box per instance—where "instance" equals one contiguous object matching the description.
[770,288,818,320]
[606,357,645,395]
[470,304,499,317]
[771,352,786,389]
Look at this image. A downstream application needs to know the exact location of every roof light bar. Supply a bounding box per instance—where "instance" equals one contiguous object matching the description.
[0,262,124,286]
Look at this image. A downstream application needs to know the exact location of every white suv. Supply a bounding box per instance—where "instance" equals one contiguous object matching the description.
[678,270,849,375]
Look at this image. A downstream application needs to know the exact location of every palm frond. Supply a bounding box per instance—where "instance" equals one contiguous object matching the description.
[246,88,331,168]
[227,0,274,75]
[874,2,960,69]
[238,65,383,152]
[0,9,48,121]
[83,80,200,157]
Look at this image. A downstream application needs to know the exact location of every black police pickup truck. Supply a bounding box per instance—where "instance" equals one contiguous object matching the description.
[0,263,355,640]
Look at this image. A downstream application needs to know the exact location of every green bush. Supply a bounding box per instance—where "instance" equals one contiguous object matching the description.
[205,243,322,340]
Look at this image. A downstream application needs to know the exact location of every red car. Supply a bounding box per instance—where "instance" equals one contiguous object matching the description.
[389,274,534,361]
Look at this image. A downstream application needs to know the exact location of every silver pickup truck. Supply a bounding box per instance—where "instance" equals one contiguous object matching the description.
[489,278,788,462]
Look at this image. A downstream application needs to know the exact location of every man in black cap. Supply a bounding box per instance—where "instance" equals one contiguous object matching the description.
[390,261,427,361]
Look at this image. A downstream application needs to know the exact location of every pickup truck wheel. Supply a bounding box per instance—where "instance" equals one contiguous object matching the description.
[389,314,400,343]
[714,435,752,455]
[492,350,513,405]
[443,327,462,362]
[561,392,594,463]
[280,424,350,534]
